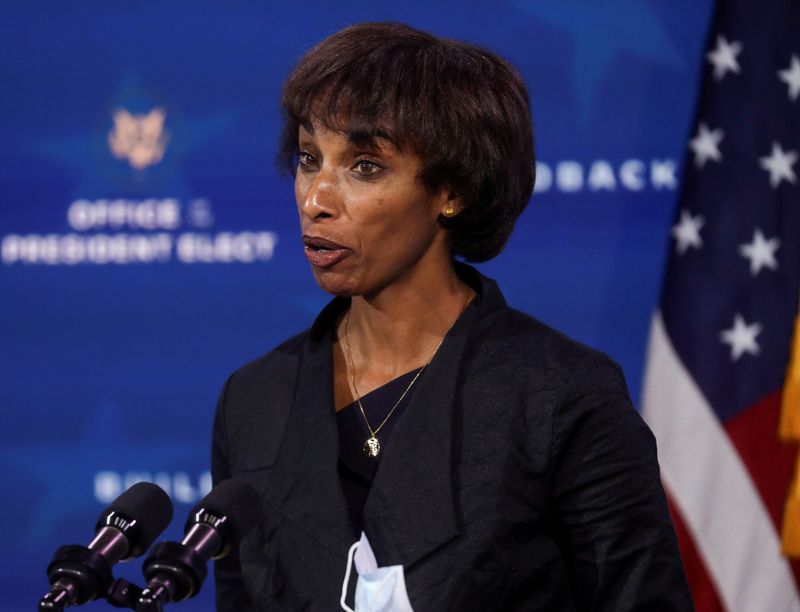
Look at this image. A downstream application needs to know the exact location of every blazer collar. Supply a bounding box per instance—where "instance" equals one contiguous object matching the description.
[267,264,506,564]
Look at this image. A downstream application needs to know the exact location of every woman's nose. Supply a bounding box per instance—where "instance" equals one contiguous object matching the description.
[299,172,339,220]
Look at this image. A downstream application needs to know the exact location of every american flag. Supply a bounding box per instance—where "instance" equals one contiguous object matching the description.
[641,0,800,610]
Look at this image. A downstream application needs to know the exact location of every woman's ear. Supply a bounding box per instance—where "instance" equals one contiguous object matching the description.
[440,190,463,219]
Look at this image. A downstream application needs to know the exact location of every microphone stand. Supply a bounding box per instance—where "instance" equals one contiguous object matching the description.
[135,540,210,611]
[38,544,146,610]
[39,544,113,610]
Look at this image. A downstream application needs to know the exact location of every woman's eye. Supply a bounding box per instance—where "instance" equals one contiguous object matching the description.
[353,159,382,177]
[297,151,317,171]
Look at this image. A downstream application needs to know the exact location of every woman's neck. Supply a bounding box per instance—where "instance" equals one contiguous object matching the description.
[338,261,473,390]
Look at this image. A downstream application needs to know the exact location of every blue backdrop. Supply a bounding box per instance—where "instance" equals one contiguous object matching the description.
[1,2,712,609]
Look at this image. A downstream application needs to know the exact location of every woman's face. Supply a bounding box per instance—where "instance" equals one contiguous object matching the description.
[295,123,453,297]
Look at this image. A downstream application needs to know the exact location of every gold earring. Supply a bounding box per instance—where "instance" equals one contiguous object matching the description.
[443,205,456,217]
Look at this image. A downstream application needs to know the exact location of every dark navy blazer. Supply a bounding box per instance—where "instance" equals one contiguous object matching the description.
[211,265,692,611]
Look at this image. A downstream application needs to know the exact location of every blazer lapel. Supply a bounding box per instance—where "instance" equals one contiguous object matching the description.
[265,299,357,554]
[361,297,482,568]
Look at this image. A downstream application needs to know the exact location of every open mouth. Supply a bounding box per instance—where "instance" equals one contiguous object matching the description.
[302,236,346,251]
[302,235,351,268]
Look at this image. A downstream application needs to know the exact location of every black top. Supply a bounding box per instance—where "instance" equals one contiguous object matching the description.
[336,369,421,530]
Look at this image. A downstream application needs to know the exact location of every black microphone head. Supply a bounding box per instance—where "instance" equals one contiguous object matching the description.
[96,482,173,558]
[187,479,262,551]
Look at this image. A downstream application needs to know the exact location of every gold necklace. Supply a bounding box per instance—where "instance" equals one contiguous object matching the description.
[342,292,472,458]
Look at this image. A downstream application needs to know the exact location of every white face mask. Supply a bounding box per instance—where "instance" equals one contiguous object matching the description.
[340,532,414,612]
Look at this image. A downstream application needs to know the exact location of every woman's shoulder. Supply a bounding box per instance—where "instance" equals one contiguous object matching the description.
[473,301,628,395]
[464,265,624,391]
[224,328,311,396]
[213,329,313,470]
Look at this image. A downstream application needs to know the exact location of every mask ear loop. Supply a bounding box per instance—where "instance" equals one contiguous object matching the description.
[340,540,360,611]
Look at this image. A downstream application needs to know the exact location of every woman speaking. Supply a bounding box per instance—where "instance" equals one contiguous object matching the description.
[211,22,691,611]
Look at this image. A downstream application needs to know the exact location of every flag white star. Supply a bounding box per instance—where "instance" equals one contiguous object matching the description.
[719,314,762,361]
[671,210,705,254]
[689,123,724,168]
[759,141,798,188]
[706,35,742,81]
[739,228,780,276]
[778,54,800,101]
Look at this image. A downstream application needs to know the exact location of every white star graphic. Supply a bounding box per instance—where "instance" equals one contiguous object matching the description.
[739,228,780,276]
[759,141,798,188]
[671,210,705,255]
[720,314,762,361]
[778,55,800,102]
[689,123,724,168]
[706,35,742,81]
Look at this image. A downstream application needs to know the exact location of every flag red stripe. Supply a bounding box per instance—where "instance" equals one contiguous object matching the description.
[667,494,725,612]
[724,390,798,529]
[723,389,800,588]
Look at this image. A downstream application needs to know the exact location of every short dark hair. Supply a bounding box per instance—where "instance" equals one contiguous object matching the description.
[278,22,535,262]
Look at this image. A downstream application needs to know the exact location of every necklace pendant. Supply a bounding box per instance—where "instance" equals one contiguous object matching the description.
[363,436,381,458]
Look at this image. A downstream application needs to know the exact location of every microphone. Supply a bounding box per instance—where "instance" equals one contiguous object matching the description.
[137,478,262,609]
[40,482,173,610]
